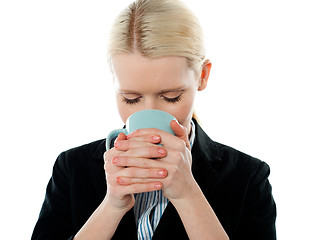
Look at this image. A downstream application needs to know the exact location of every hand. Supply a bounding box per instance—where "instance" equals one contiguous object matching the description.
[103,133,168,212]
[114,120,197,202]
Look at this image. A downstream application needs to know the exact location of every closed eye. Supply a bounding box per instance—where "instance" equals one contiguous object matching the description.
[122,96,141,105]
[161,94,182,103]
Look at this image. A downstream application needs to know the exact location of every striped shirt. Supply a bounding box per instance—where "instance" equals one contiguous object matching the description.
[134,120,196,239]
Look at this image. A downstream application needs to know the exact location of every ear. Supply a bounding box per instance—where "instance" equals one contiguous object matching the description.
[198,59,212,91]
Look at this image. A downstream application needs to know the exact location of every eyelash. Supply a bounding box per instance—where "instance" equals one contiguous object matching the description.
[163,95,181,103]
[122,95,182,105]
[122,97,140,105]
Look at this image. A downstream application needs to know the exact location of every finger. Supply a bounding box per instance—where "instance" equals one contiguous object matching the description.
[121,182,163,194]
[104,132,128,163]
[104,158,126,175]
[114,136,160,151]
[117,145,167,159]
[117,175,166,185]
[170,120,191,150]
[126,134,161,144]
[126,126,190,150]
[112,156,164,168]
[126,128,162,140]
[161,147,192,166]
[115,132,127,143]
[117,167,167,179]
[104,147,124,163]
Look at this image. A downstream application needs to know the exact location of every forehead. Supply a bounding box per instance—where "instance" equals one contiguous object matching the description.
[111,54,196,92]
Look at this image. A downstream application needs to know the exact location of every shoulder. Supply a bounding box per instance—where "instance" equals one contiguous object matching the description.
[62,139,105,158]
[216,141,269,173]
[53,139,106,174]
[192,120,271,184]
[214,141,270,183]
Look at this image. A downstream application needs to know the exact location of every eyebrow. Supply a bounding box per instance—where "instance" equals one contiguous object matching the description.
[118,87,186,94]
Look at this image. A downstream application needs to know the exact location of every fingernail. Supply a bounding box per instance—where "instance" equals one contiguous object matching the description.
[152,135,160,141]
[117,177,124,184]
[112,157,118,164]
[116,177,121,184]
[154,183,162,189]
[158,169,166,176]
[158,148,166,155]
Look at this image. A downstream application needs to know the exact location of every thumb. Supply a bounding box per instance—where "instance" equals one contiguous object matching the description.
[170,120,191,150]
[115,132,127,143]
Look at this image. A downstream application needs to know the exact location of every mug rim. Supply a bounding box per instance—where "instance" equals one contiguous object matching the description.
[126,109,176,123]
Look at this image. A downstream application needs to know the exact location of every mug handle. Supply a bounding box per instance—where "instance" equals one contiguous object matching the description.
[106,128,128,150]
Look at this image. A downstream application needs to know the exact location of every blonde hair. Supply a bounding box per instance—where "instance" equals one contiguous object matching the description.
[107,0,206,74]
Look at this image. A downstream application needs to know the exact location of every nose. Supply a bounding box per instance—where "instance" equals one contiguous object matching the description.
[143,98,159,111]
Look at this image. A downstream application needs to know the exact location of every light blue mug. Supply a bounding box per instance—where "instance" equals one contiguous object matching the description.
[106,109,177,150]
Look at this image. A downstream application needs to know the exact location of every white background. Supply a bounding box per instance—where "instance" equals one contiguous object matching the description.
[1,0,308,239]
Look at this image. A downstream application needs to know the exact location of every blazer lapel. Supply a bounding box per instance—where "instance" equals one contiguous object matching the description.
[191,119,223,194]
[152,202,188,239]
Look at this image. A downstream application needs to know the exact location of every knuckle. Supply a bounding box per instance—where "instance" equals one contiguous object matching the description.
[104,149,117,163]
[169,165,179,176]
[175,139,186,149]
[104,162,110,171]
[103,151,110,162]
[180,140,187,148]
[105,173,114,184]
[174,151,183,161]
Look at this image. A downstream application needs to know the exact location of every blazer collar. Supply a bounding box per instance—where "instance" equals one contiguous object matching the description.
[192,119,222,171]
[191,119,223,193]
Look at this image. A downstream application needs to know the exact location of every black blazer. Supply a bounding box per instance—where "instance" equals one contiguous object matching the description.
[32,119,276,239]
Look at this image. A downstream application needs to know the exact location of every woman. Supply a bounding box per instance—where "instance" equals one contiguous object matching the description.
[32,0,276,239]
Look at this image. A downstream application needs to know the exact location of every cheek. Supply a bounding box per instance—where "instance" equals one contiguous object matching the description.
[168,96,195,127]
[116,96,132,123]
[117,107,128,124]
[173,104,193,123]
